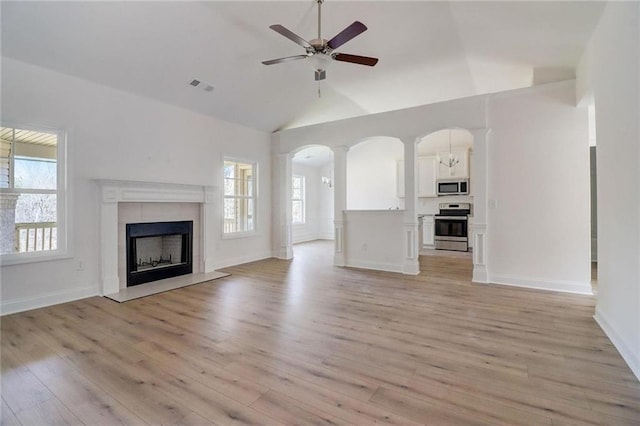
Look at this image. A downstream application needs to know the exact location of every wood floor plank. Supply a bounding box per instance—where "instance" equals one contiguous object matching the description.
[1,398,20,426]
[14,398,83,426]
[249,389,345,425]
[1,240,638,424]
[0,344,56,414]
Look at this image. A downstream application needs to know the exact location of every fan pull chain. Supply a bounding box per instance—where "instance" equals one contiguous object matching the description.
[318,82,322,98]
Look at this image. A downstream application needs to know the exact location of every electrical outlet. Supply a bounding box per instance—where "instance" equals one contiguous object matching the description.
[361,243,367,251]
[76,260,84,271]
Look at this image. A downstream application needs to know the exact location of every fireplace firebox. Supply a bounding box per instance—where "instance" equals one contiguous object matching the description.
[126,221,193,287]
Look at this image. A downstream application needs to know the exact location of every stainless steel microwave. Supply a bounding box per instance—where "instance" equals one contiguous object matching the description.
[437,178,469,196]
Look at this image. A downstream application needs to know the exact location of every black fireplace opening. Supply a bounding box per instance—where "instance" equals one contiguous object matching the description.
[126,221,193,287]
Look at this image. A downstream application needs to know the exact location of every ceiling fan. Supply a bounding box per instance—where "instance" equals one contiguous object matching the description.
[262,0,379,81]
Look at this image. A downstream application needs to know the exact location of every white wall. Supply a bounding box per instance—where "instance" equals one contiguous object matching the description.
[0,57,272,314]
[577,2,640,379]
[487,82,591,294]
[346,137,404,210]
[344,210,405,273]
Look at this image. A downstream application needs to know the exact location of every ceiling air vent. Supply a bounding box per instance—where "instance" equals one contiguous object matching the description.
[189,79,214,93]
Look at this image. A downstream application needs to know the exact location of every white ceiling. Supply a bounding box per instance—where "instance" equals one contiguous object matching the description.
[1,1,605,133]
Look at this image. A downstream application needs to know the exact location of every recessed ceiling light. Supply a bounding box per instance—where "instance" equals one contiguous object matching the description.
[204,84,215,92]
[190,79,201,87]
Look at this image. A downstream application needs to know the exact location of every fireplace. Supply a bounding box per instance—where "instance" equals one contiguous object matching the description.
[126,221,193,287]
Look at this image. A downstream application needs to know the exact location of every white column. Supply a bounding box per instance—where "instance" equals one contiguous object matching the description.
[100,188,120,295]
[201,186,216,273]
[402,137,420,275]
[470,128,490,283]
[332,145,349,266]
[272,152,293,259]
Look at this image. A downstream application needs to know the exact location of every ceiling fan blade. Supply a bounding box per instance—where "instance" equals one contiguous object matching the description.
[327,21,367,50]
[262,55,308,65]
[332,53,379,67]
[269,24,312,49]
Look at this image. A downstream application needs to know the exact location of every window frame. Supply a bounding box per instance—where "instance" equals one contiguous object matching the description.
[0,122,70,265]
[221,157,258,239]
[292,174,306,225]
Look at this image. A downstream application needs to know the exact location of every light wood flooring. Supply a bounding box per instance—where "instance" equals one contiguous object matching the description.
[2,240,638,425]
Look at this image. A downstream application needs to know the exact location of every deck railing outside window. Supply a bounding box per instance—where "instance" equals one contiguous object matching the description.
[15,222,57,252]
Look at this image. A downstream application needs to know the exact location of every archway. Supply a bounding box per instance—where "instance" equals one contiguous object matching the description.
[290,145,334,257]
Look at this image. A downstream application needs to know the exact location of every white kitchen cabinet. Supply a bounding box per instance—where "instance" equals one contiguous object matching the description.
[437,149,469,178]
[417,156,437,197]
[398,156,438,198]
[397,160,405,198]
[421,215,435,247]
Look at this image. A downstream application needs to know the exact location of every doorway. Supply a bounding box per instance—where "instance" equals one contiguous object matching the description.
[291,146,334,255]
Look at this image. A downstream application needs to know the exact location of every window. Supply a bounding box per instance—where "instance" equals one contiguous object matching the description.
[1,125,66,259]
[223,160,255,234]
[292,175,305,224]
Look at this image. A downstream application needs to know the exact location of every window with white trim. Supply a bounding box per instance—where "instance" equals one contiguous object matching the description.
[223,160,255,234]
[292,175,305,225]
[0,125,66,258]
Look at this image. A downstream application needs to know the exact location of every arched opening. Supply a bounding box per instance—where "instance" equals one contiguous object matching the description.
[417,128,474,277]
[346,136,404,210]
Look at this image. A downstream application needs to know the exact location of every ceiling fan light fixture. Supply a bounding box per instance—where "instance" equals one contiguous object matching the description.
[262,0,378,82]
[307,53,332,71]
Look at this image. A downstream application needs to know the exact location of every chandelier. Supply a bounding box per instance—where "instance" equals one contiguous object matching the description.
[439,129,459,168]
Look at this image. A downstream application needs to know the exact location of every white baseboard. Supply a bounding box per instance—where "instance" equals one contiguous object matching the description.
[293,233,335,244]
[292,233,320,244]
[594,308,640,381]
[346,259,403,274]
[1,285,97,316]
[318,232,334,240]
[402,262,420,275]
[472,265,488,283]
[486,274,593,295]
[213,251,274,270]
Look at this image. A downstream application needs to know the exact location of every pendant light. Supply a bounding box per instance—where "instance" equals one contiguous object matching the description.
[439,129,459,168]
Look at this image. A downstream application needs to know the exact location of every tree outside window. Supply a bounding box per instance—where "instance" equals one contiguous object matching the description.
[223,160,255,234]
[292,175,305,225]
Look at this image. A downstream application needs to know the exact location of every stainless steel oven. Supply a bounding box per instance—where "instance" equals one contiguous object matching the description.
[434,203,471,252]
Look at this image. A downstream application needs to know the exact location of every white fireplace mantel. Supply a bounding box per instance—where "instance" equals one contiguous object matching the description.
[95,179,216,295]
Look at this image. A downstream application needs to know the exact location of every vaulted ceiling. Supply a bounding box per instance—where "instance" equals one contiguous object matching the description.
[1,1,605,133]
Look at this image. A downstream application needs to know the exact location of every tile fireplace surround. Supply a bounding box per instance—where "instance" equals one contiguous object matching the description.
[95,179,215,296]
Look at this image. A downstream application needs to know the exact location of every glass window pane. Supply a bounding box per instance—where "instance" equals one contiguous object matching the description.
[223,160,255,234]
[292,188,301,200]
[224,163,235,178]
[224,178,235,196]
[14,158,57,190]
[15,193,57,223]
[224,198,236,220]
[292,200,302,223]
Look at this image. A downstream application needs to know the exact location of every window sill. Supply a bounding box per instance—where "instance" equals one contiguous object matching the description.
[1,249,72,267]
[222,231,259,240]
